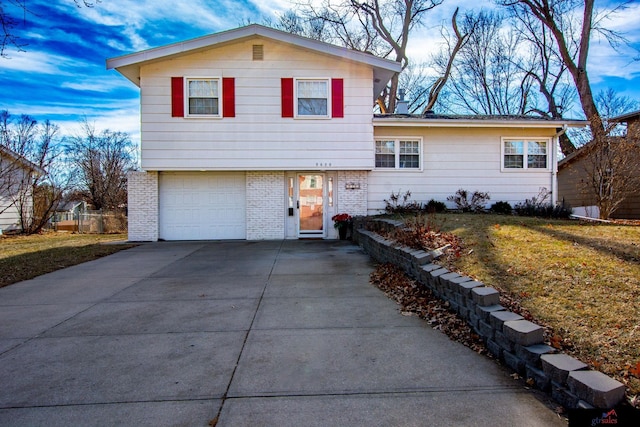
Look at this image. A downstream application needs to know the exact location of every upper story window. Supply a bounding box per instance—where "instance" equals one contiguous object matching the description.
[375,139,421,169]
[502,139,550,170]
[187,78,220,116]
[296,79,329,117]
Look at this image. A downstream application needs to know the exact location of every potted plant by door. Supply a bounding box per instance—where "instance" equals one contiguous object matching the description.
[332,213,352,240]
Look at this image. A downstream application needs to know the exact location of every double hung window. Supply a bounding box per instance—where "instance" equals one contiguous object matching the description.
[296,79,329,117]
[503,139,549,170]
[187,78,220,116]
[375,139,421,169]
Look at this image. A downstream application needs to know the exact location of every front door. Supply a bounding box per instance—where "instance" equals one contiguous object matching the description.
[298,174,324,237]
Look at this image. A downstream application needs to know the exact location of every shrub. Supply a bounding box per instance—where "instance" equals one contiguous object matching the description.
[490,201,513,215]
[425,199,447,213]
[447,189,491,212]
[514,188,572,219]
[384,190,422,214]
[391,214,461,256]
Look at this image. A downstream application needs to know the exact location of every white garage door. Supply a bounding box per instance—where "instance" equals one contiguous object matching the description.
[159,172,246,240]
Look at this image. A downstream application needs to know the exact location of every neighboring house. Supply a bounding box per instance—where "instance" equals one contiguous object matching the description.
[558,109,640,219]
[107,24,586,241]
[51,200,86,232]
[0,146,44,233]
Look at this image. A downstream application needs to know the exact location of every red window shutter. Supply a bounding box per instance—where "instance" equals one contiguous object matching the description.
[281,78,294,118]
[222,77,235,118]
[332,78,344,118]
[171,77,184,117]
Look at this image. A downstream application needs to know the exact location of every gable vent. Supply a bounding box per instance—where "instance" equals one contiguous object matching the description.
[253,44,264,60]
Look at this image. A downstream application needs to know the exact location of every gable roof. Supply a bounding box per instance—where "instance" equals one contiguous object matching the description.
[373,113,588,128]
[0,145,45,175]
[107,24,402,99]
[610,109,640,123]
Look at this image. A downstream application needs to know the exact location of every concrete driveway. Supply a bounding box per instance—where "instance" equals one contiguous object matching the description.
[0,240,565,426]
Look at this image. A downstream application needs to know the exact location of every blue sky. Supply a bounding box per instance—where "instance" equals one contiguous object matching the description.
[1,0,639,143]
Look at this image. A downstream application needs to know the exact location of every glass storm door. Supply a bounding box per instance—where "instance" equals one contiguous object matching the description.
[298,174,324,237]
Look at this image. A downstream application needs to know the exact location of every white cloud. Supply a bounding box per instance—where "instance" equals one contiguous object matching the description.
[0,50,75,75]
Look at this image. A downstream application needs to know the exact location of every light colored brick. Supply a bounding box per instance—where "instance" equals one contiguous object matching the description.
[337,171,367,217]
[127,171,158,241]
[246,171,285,240]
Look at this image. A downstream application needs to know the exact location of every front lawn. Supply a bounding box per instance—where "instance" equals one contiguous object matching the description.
[401,213,640,398]
[0,232,136,288]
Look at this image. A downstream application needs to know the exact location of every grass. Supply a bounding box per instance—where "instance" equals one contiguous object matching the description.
[400,213,640,397]
[0,231,137,288]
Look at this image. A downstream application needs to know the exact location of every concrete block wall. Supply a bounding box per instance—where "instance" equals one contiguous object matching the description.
[354,219,626,409]
[127,171,158,241]
[246,171,285,240]
[337,171,367,216]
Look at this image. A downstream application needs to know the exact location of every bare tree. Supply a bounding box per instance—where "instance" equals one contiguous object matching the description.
[66,120,137,211]
[510,8,578,155]
[596,88,639,133]
[0,111,67,233]
[1,1,100,58]
[498,0,635,141]
[439,10,535,115]
[292,0,444,113]
[410,7,473,113]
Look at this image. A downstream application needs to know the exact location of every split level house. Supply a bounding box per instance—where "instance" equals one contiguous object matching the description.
[107,24,586,241]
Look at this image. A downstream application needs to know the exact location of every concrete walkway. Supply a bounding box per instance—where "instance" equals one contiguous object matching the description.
[0,240,565,426]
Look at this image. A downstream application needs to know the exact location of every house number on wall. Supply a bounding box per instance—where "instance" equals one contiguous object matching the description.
[315,162,332,167]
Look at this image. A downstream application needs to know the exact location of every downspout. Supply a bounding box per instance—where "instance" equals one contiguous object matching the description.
[552,125,568,205]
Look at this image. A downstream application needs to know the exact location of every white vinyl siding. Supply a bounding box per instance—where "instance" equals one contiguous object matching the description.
[369,127,558,214]
[139,38,374,171]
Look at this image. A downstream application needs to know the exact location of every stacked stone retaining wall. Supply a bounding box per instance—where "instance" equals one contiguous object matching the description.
[353,217,626,410]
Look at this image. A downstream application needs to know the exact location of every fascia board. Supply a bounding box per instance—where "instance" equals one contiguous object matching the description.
[107,24,401,92]
[373,118,589,128]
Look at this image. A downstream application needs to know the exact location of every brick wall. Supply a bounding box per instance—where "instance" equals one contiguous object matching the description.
[246,171,285,240]
[337,170,367,216]
[127,171,158,241]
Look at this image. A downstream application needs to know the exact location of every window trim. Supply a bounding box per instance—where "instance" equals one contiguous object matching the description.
[374,137,423,171]
[294,77,331,119]
[501,137,552,172]
[184,77,223,118]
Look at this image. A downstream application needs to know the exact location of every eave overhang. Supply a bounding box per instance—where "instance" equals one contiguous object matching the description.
[107,24,401,101]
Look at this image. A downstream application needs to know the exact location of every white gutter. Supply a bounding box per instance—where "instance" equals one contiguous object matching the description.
[552,124,568,205]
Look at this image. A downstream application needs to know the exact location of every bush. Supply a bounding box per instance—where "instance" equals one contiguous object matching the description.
[490,201,513,215]
[514,188,571,219]
[447,189,490,212]
[514,202,572,219]
[425,199,447,213]
[384,190,422,214]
